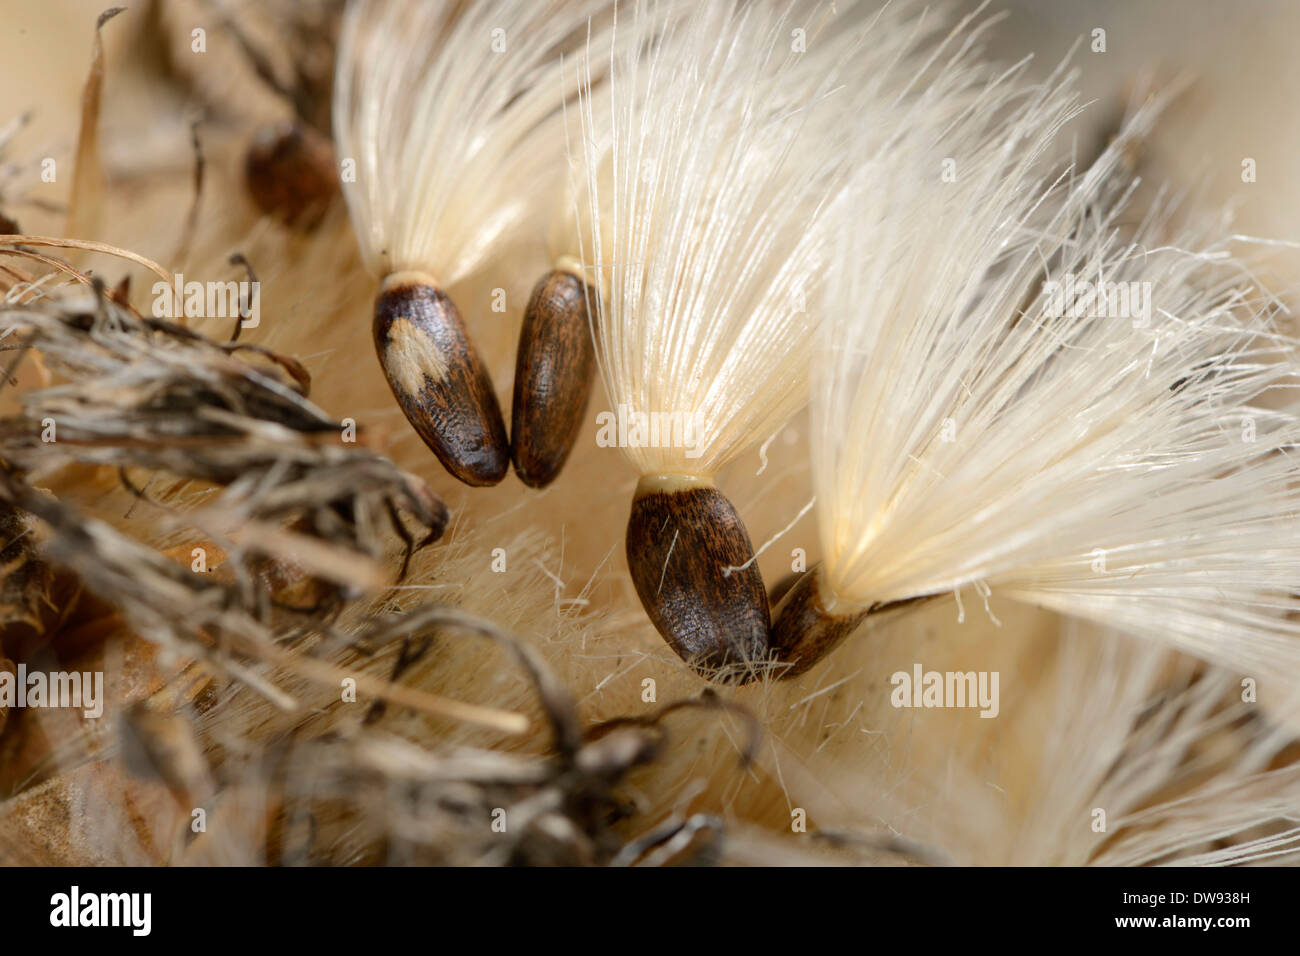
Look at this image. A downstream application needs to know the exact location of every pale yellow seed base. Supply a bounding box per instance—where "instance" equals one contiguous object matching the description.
[633,473,716,499]
[381,269,439,293]
[554,255,585,281]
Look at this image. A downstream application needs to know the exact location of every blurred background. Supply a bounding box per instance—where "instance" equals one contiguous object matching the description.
[4,0,1297,286]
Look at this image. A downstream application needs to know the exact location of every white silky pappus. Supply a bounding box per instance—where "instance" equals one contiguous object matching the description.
[335,0,605,282]
[774,76,1300,688]
[572,0,924,677]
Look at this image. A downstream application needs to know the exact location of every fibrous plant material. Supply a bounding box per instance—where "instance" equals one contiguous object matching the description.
[0,499,54,743]
[806,613,1300,866]
[1027,630,1300,866]
[0,287,545,734]
[0,287,447,583]
[0,499,54,637]
[771,33,1089,675]
[334,0,606,487]
[183,607,763,866]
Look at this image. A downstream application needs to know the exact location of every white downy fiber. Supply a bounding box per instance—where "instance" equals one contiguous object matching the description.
[574,0,918,479]
[851,618,1300,865]
[815,74,1300,680]
[333,0,606,282]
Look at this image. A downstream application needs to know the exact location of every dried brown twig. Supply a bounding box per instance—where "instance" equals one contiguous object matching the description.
[0,288,446,577]
[107,599,766,865]
[0,287,529,733]
[0,285,779,865]
[0,465,527,733]
[66,7,125,243]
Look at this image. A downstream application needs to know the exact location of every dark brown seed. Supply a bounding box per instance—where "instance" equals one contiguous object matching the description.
[373,274,509,486]
[625,478,770,680]
[769,566,869,679]
[511,268,595,488]
[245,120,338,229]
[770,566,938,678]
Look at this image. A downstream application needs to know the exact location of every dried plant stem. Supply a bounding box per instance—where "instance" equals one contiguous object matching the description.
[0,235,174,292]
[252,641,530,735]
[66,7,126,244]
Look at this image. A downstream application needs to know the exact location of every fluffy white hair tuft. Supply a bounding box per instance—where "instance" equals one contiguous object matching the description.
[816,80,1300,680]
[334,0,604,282]
[574,0,911,478]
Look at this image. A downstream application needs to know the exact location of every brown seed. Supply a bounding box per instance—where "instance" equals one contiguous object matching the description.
[245,120,338,229]
[770,566,938,678]
[511,268,595,488]
[625,476,770,679]
[768,566,869,679]
[397,470,451,544]
[374,272,509,486]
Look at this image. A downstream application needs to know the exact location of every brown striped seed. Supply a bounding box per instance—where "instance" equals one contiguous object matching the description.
[245,121,338,229]
[374,273,509,486]
[768,566,870,679]
[625,476,770,680]
[770,565,937,678]
[511,268,595,488]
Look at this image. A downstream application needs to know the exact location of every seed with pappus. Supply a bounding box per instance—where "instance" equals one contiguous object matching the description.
[573,0,890,678]
[771,75,1300,686]
[333,0,607,486]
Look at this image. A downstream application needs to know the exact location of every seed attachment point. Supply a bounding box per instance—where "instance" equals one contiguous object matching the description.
[769,566,870,679]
